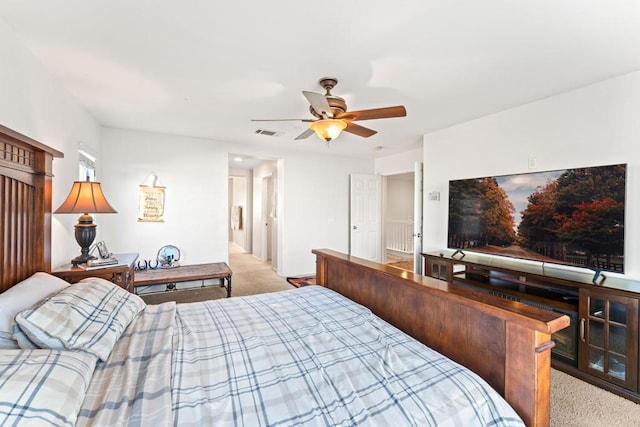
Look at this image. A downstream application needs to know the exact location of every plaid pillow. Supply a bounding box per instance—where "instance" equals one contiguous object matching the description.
[0,272,71,347]
[0,349,97,426]
[14,278,146,361]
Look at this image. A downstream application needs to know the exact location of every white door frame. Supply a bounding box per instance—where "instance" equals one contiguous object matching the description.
[261,175,274,262]
[379,167,423,273]
[228,173,252,253]
[413,162,424,274]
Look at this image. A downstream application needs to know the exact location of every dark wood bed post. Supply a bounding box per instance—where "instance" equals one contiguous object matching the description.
[0,124,62,292]
[35,149,56,273]
[313,249,569,427]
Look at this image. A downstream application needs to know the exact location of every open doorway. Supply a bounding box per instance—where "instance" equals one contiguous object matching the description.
[228,154,279,272]
[383,172,415,271]
[260,174,275,267]
[229,173,251,253]
[349,166,423,273]
[382,164,423,274]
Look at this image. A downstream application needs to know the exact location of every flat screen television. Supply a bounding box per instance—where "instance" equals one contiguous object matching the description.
[447,164,626,273]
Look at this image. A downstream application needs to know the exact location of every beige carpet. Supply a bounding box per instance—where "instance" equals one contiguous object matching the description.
[141,245,640,425]
[550,368,640,426]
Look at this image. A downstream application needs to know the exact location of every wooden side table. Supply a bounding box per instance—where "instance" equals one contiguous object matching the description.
[134,262,232,297]
[51,253,139,292]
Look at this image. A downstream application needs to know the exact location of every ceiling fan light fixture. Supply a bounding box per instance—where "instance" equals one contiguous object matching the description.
[310,119,347,142]
[252,77,406,142]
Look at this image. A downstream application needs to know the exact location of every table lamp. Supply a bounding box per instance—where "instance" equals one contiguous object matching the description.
[54,179,117,265]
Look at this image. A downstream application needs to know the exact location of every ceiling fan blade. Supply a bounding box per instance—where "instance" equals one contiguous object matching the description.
[337,105,406,121]
[294,128,315,140]
[344,122,377,138]
[302,91,333,118]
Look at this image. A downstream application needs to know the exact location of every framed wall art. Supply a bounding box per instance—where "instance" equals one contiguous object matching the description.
[138,173,165,222]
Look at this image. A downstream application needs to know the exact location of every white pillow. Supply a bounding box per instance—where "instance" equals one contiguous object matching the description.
[14,277,146,361]
[12,323,39,349]
[0,272,70,342]
[0,335,19,349]
[0,349,97,426]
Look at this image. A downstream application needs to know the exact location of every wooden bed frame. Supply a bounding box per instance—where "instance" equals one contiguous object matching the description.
[314,249,570,427]
[0,124,62,292]
[0,124,568,426]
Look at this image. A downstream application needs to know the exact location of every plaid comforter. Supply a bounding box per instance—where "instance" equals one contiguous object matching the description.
[76,303,175,427]
[78,286,525,426]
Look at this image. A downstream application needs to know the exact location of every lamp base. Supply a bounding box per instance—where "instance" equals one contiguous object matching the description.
[71,253,97,266]
[72,213,97,266]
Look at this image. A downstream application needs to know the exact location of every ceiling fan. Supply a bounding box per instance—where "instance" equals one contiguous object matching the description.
[252,77,407,142]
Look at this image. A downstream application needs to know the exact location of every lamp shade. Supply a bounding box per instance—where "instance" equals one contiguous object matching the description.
[54,181,117,214]
[310,119,347,142]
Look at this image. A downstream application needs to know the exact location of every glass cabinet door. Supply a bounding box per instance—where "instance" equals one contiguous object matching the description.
[426,258,451,281]
[579,289,638,391]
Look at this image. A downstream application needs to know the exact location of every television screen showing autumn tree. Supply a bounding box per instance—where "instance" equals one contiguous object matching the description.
[448,164,626,273]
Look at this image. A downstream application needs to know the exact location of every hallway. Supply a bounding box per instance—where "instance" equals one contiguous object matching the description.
[227,243,292,296]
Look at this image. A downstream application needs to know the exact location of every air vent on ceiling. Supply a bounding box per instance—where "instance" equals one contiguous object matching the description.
[254,129,281,137]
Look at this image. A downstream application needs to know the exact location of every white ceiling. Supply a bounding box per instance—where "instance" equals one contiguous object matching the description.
[229,154,269,171]
[1,1,639,160]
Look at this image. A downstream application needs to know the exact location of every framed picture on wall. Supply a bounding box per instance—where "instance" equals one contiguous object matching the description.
[138,184,165,222]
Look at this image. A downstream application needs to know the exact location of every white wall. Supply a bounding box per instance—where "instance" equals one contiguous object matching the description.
[252,161,277,262]
[423,70,640,279]
[99,128,228,267]
[229,175,248,250]
[279,153,373,276]
[0,17,102,268]
[99,127,373,277]
[375,148,422,176]
[229,168,253,252]
[386,178,414,220]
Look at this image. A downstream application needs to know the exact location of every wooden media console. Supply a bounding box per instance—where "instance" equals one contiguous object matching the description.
[423,250,640,404]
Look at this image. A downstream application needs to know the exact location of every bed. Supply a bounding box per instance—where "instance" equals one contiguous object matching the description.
[0,125,569,426]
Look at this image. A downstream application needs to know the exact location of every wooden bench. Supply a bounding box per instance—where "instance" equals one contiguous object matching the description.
[134,262,232,297]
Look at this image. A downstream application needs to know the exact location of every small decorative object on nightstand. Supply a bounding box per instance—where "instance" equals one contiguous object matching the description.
[157,245,180,268]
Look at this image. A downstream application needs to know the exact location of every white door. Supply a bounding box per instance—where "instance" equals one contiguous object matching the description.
[350,174,382,262]
[413,162,424,274]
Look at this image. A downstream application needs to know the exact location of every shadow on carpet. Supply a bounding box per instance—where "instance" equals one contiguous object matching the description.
[140,286,227,305]
[286,276,316,288]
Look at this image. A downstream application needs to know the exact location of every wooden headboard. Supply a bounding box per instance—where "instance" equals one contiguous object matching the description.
[0,124,63,292]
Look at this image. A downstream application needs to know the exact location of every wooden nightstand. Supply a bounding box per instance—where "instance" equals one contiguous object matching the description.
[51,253,139,292]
